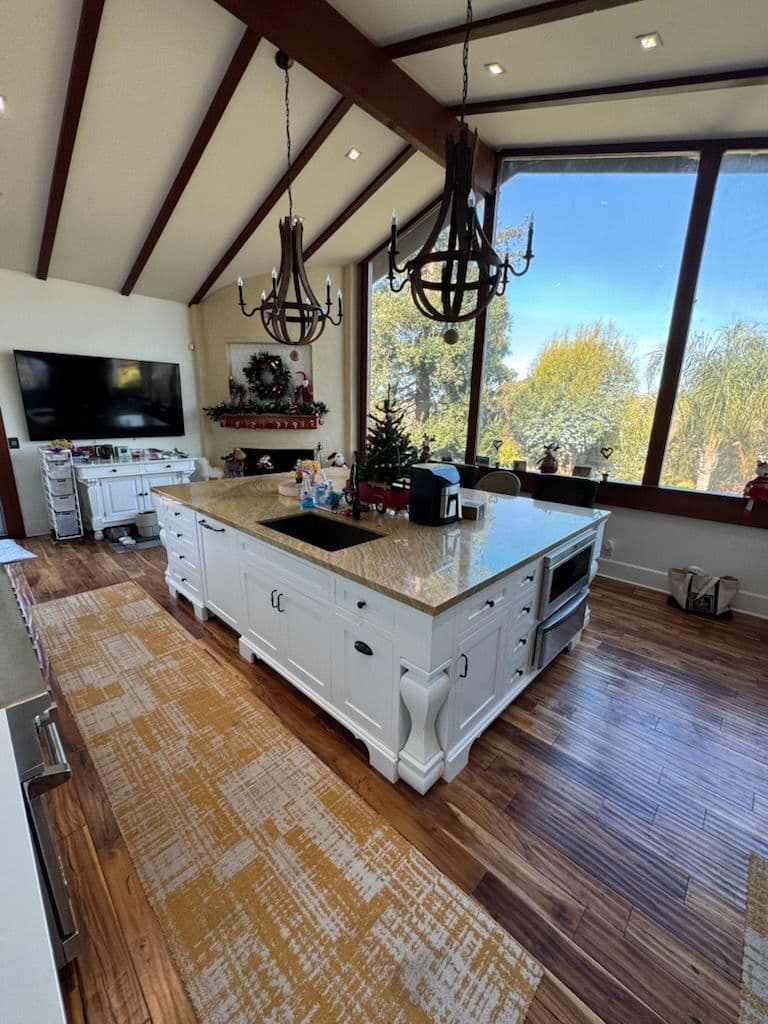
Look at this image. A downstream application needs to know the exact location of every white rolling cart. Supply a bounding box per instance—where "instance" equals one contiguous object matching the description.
[39,449,84,543]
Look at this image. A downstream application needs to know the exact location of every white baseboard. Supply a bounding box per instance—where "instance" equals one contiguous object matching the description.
[597,557,768,620]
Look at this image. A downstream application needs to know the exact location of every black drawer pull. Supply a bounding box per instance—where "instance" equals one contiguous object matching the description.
[176,532,183,538]
[201,521,225,533]
[515,636,527,649]
[270,588,278,608]
[524,573,535,583]
[485,599,495,608]
[174,511,181,517]
[515,668,524,677]
[354,640,373,656]
[459,653,469,678]
[180,577,187,583]
[521,605,531,615]
[277,593,285,613]
[111,468,117,473]
[178,554,184,560]
[356,600,366,609]
[164,464,171,468]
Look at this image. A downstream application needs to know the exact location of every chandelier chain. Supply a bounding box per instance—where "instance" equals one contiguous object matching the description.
[460,0,472,124]
[284,64,294,220]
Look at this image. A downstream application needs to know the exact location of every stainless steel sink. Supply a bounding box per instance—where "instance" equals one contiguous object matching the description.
[261,513,382,552]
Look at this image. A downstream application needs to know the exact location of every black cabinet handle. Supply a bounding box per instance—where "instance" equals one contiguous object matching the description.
[354,640,373,656]
[485,599,495,608]
[524,573,535,583]
[270,588,278,608]
[277,593,285,613]
[356,600,366,609]
[111,468,117,473]
[200,521,225,533]
[515,636,527,649]
[178,554,184,560]
[164,464,171,468]
[521,605,531,615]
[515,668,524,677]
[176,532,183,538]
[174,511,181,517]
[459,653,469,678]
[180,577,187,582]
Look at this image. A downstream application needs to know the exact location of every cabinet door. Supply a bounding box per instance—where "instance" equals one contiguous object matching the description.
[279,583,332,701]
[452,616,506,744]
[198,517,241,630]
[332,614,398,750]
[141,473,178,511]
[100,476,142,519]
[241,552,283,663]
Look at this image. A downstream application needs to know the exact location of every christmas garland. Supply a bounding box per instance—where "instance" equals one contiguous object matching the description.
[243,352,291,402]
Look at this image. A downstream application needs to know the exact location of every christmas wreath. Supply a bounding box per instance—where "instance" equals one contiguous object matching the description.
[243,351,291,403]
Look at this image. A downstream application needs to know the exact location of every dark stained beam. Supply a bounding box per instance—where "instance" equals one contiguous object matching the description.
[121,29,260,296]
[454,64,768,117]
[642,148,722,486]
[37,0,105,279]
[303,145,416,261]
[212,0,495,192]
[189,97,353,305]
[384,0,642,59]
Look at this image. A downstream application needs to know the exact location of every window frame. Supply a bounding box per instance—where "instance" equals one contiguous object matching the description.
[356,137,768,530]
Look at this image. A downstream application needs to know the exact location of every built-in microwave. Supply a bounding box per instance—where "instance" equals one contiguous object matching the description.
[539,533,596,621]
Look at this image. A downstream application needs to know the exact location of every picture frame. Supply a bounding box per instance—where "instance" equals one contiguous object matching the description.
[572,466,593,478]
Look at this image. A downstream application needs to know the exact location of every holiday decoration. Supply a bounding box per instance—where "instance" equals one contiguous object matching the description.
[222,447,247,477]
[744,459,768,516]
[538,442,560,474]
[204,350,328,429]
[419,434,436,463]
[491,439,503,468]
[256,454,274,471]
[600,445,614,481]
[327,451,347,468]
[360,390,415,486]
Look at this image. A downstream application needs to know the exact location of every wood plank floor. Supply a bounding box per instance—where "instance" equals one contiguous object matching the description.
[10,536,766,1024]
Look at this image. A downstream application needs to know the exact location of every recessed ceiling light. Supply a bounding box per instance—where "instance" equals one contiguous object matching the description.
[636,32,662,50]
[484,62,506,76]
[345,147,361,161]
[0,96,6,114]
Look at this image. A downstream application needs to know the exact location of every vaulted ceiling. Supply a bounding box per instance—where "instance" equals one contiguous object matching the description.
[2,0,767,304]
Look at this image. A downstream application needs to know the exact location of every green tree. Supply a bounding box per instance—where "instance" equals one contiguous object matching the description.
[494,321,639,472]
[369,279,514,458]
[655,321,768,492]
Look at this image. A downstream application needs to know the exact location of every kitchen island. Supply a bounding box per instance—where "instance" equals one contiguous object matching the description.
[153,475,609,793]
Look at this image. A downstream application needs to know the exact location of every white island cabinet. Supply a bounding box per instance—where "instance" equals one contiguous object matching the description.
[154,479,608,794]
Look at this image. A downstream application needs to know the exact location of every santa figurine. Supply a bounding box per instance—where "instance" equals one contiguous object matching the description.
[327,452,347,468]
[744,459,768,516]
[294,371,313,406]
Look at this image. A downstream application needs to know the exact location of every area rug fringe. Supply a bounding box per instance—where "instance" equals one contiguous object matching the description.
[740,854,768,1024]
[33,582,542,1024]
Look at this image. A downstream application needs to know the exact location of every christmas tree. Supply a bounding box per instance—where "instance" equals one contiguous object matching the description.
[360,389,416,484]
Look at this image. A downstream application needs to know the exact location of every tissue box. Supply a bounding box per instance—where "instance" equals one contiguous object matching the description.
[461,499,485,521]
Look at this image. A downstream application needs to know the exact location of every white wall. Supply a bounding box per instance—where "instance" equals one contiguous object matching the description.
[597,504,768,618]
[0,269,201,536]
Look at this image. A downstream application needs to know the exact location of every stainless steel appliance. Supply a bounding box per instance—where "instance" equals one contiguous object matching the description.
[534,589,589,671]
[1,576,80,969]
[539,532,595,620]
[408,464,461,526]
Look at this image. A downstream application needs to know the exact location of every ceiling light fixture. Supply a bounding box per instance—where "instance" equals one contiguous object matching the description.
[345,146,361,161]
[237,52,343,346]
[387,1,533,333]
[636,31,662,49]
[484,62,506,76]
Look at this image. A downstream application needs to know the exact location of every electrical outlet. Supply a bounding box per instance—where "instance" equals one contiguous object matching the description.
[8,437,19,449]
[601,539,615,557]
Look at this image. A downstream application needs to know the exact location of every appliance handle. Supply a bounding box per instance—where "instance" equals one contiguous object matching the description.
[539,589,589,632]
[36,710,69,771]
[545,534,594,571]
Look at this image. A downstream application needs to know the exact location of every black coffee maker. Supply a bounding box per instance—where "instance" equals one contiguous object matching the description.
[409,464,461,526]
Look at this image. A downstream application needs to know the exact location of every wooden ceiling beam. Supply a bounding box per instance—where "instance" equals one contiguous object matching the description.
[189,97,353,305]
[37,0,105,280]
[454,64,768,116]
[121,29,260,296]
[383,0,642,59]
[211,0,495,192]
[303,145,415,261]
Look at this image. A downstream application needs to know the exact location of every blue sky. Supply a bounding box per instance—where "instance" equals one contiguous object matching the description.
[496,162,768,384]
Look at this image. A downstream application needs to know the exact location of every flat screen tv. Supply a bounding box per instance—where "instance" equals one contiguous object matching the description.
[13,349,185,441]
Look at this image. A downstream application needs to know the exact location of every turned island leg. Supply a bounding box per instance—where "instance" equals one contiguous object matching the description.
[398,663,450,794]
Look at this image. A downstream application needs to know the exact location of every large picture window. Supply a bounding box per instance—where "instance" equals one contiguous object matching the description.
[660,152,768,495]
[478,155,698,482]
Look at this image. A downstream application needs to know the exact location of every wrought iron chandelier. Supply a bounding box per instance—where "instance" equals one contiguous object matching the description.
[387,0,534,329]
[237,51,343,346]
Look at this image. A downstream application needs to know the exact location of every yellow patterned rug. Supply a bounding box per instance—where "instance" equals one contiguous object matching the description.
[33,582,542,1023]
[741,854,768,1024]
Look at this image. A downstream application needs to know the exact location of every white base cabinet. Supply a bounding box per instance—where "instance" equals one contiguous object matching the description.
[156,494,601,793]
[76,458,195,538]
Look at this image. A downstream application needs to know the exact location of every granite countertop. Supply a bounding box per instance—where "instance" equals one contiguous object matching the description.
[153,475,609,615]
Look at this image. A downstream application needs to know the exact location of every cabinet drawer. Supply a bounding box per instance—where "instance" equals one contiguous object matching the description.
[169,545,199,576]
[166,526,199,559]
[78,463,140,480]
[508,625,536,666]
[509,559,542,597]
[510,592,536,633]
[240,534,330,600]
[456,580,508,636]
[335,578,395,633]
[166,502,196,531]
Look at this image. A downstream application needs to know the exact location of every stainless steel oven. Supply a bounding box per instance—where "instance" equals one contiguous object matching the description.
[6,693,80,968]
[539,532,596,620]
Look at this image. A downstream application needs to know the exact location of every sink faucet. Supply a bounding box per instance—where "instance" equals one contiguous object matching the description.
[348,463,369,521]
